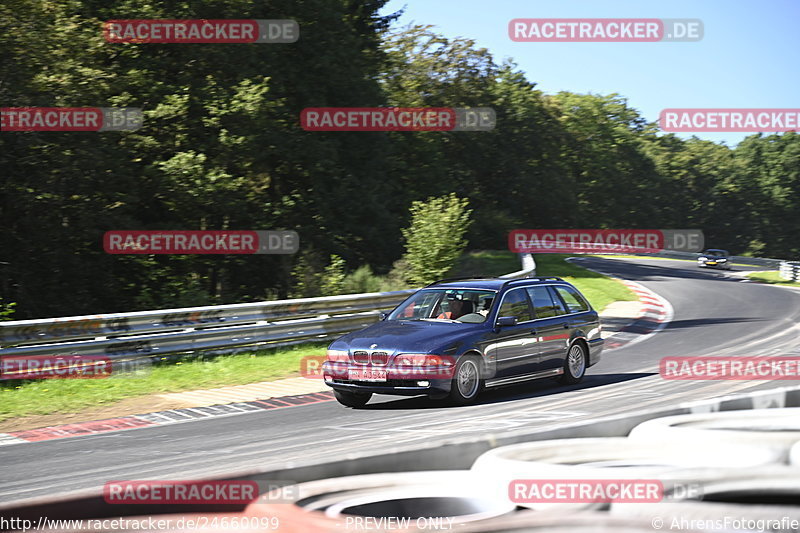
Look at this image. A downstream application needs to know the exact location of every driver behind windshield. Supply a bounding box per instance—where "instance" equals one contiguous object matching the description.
[478,297,493,317]
[438,298,472,319]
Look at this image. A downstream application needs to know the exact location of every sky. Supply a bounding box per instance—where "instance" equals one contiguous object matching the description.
[380,0,800,146]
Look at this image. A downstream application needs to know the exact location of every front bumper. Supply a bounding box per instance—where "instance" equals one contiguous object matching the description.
[322,361,455,396]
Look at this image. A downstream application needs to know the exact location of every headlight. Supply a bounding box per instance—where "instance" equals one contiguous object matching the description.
[326,349,349,362]
[395,354,429,366]
[395,354,454,366]
[718,258,727,262]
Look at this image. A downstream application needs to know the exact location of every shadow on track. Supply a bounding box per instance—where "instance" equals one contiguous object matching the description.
[362,372,656,410]
[666,316,767,329]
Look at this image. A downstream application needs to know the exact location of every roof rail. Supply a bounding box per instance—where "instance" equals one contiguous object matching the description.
[500,276,564,289]
[425,276,497,287]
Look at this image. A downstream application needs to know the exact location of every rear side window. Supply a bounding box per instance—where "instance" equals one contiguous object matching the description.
[526,286,565,318]
[553,286,590,313]
[497,288,532,322]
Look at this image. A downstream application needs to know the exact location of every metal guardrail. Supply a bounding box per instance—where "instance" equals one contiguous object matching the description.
[0,292,417,345]
[780,261,800,281]
[0,293,415,360]
[0,254,535,361]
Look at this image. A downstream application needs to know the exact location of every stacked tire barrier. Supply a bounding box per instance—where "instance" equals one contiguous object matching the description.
[240,408,800,532]
[612,409,800,533]
[779,261,800,281]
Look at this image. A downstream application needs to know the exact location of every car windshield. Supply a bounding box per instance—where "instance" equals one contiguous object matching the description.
[704,249,728,256]
[387,289,496,323]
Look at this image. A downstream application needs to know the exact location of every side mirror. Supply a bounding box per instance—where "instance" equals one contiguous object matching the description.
[495,316,518,328]
[379,312,388,321]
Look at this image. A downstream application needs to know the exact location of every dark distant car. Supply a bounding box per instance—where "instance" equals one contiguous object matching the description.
[322,277,603,407]
[697,249,731,270]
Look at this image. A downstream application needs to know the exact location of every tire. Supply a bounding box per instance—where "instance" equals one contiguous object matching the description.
[448,355,483,405]
[470,437,780,479]
[333,389,372,408]
[247,471,515,531]
[791,441,800,466]
[560,342,587,384]
[470,437,782,512]
[611,467,800,526]
[628,408,800,462]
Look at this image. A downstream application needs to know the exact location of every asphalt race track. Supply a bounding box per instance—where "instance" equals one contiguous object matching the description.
[2,257,800,504]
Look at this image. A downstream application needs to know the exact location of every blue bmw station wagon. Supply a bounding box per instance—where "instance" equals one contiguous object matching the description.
[322,277,603,407]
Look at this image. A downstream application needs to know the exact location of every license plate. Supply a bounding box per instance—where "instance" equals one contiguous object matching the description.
[707,262,717,265]
[348,369,387,382]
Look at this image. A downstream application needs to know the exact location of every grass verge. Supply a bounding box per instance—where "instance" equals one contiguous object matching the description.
[533,254,638,311]
[0,342,328,422]
[746,270,800,287]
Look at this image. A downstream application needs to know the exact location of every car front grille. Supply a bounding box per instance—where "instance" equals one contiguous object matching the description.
[370,351,388,365]
[352,350,389,365]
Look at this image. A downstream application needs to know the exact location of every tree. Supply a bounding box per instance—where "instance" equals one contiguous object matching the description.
[401,194,472,285]
[0,0,401,317]
[320,255,346,296]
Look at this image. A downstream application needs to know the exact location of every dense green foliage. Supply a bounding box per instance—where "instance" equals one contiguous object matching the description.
[402,193,472,285]
[2,1,798,319]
